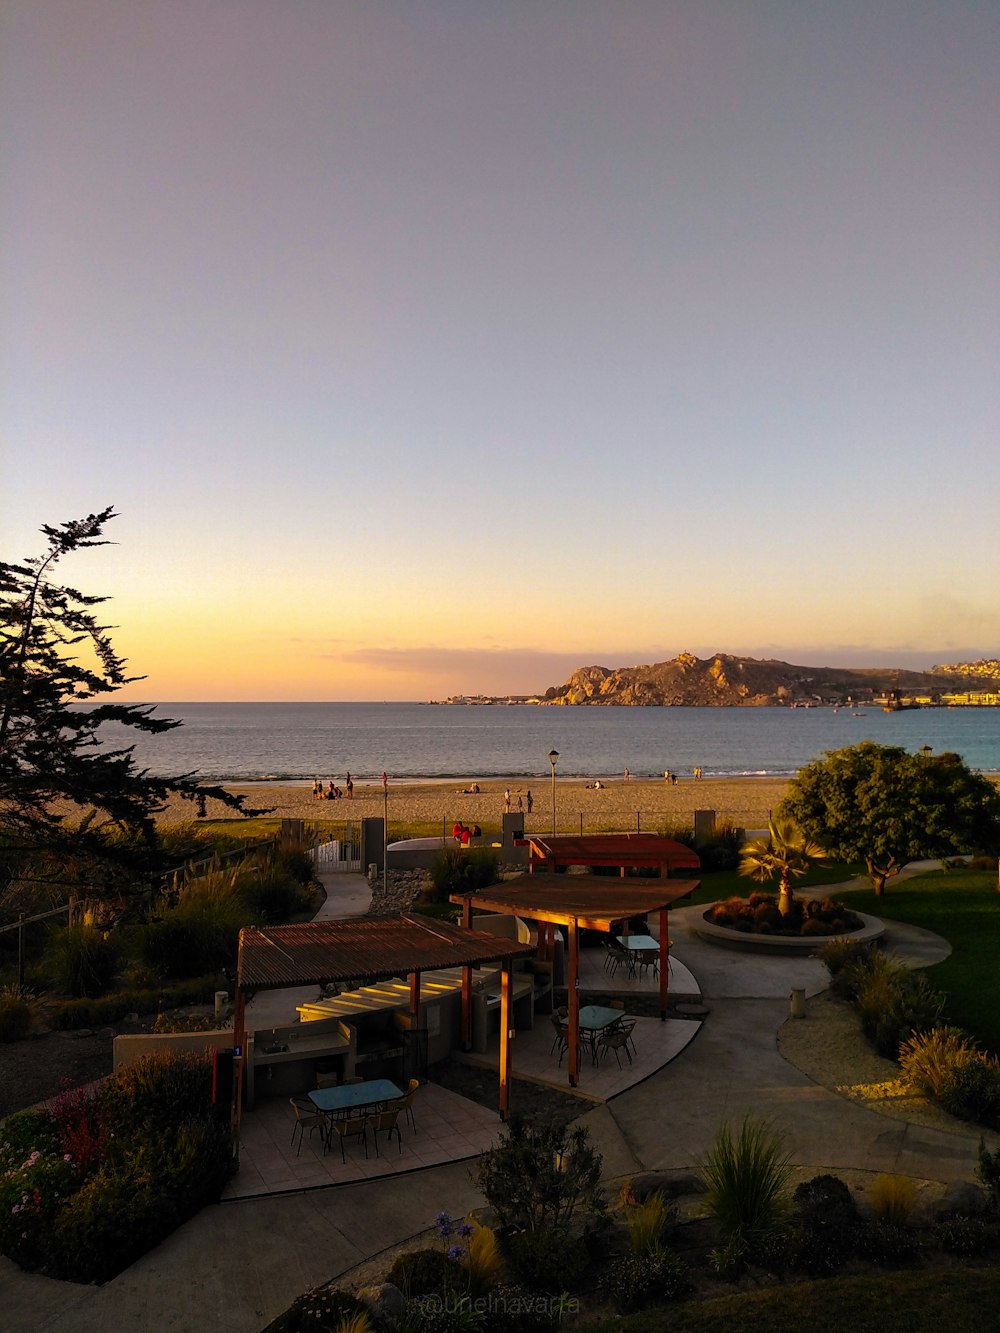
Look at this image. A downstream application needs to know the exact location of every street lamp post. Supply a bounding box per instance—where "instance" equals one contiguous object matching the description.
[548,749,559,836]
[381,771,388,895]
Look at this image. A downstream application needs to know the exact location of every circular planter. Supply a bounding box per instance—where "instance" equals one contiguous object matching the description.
[693,909,884,955]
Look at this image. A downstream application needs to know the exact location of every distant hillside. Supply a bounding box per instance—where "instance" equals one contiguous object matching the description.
[542,652,1000,707]
[932,659,1000,680]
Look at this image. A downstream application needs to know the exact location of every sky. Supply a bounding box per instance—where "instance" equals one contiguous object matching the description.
[2,1,998,701]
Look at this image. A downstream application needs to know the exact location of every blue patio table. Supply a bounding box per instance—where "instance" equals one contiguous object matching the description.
[309,1079,403,1151]
[577,1005,625,1065]
[623,933,661,979]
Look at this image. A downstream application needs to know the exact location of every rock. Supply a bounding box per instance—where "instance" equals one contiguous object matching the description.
[356,1282,405,1324]
[71,1028,94,1038]
[931,1180,992,1220]
[99,1027,116,1039]
[620,1171,705,1204]
[124,1012,140,1024]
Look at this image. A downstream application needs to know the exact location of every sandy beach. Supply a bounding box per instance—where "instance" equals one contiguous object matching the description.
[154,775,789,834]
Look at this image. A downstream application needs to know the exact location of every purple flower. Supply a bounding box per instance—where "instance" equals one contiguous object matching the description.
[447,1245,467,1262]
[457,1222,474,1239]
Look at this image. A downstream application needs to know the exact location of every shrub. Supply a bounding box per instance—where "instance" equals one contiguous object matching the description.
[872,1173,917,1227]
[0,1134,80,1270]
[141,916,237,979]
[940,1059,1000,1127]
[474,1116,604,1234]
[399,1294,484,1333]
[0,984,33,1041]
[49,925,119,998]
[864,1219,919,1266]
[899,1026,981,1099]
[698,1116,792,1271]
[474,1283,559,1333]
[819,938,879,998]
[789,1174,862,1276]
[976,1139,1000,1209]
[240,860,312,922]
[503,1227,587,1294]
[934,1215,1000,1257]
[263,1287,369,1333]
[429,848,500,903]
[99,1050,213,1138]
[602,1243,689,1313]
[386,1248,466,1298]
[854,959,945,1057]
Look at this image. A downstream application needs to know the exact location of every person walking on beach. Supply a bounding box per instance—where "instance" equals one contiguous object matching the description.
[526,790,533,813]
[517,794,523,814]
[623,767,630,783]
[504,787,511,813]
[346,772,353,798]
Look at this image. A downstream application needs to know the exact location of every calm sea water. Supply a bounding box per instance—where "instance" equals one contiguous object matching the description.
[83,702,1000,782]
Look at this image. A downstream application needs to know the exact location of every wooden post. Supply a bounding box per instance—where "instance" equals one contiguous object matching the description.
[499,960,512,1120]
[658,908,669,1020]
[231,982,247,1165]
[567,920,580,1086]
[461,898,473,1049]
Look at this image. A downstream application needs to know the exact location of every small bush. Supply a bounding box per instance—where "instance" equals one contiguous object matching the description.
[899,1026,980,1099]
[503,1227,587,1294]
[100,1050,213,1138]
[940,1059,1000,1128]
[263,1287,368,1333]
[865,1218,919,1266]
[49,925,119,998]
[475,1116,604,1234]
[603,1243,689,1312]
[789,1174,862,1276]
[819,939,879,998]
[698,1117,792,1272]
[934,1215,1000,1257]
[386,1248,465,1298]
[474,1283,558,1333]
[141,917,237,979]
[976,1139,1000,1209]
[428,847,500,903]
[0,984,33,1041]
[872,1173,917,1227]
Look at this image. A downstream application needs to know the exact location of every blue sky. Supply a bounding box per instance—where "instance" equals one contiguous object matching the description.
[2,1,998,700]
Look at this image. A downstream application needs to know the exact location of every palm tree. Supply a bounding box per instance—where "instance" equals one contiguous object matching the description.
[739,817,826,917]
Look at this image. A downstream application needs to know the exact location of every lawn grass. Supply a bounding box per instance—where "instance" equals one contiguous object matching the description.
[578,1267,1000,1332]
[847,867,1000,1054]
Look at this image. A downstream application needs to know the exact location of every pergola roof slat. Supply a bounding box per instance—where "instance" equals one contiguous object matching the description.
[236,912,534,993]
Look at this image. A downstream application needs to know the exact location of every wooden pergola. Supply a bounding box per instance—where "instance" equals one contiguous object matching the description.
[451,869,699,1087]
[233,913,534,1133]
[527,832,701,878]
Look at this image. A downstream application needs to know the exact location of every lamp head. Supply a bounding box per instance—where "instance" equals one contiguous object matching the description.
[548,749,559,768]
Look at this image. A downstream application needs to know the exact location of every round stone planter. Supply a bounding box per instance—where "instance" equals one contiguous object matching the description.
[693,909,884,955]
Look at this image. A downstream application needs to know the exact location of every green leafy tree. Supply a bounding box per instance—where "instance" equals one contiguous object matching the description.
[779,741,1000,896]
[739,816,826,916]
[0,508,259,909]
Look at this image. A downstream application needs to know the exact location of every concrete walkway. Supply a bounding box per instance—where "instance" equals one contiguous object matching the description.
[4,863,992,1332]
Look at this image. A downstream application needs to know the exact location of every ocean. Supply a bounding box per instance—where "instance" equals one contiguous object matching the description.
[82,702,1000,783]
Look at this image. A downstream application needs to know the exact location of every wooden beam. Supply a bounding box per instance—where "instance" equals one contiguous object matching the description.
[566,919,580,1087]
[499,960,512,1120]
[659,908,669,1020]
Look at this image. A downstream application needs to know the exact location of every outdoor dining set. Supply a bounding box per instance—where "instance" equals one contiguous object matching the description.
[603,933,663,981]
[549,1003,637,1070]
[289,1076,420,1162]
